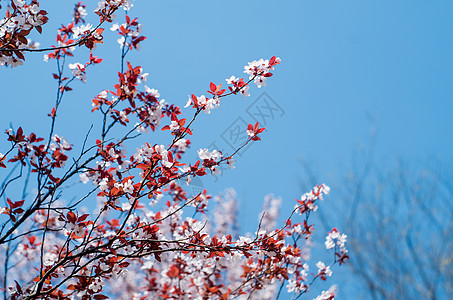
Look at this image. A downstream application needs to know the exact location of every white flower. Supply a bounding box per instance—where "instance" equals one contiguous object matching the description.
[174,139,189,152]
[185,95,193,108]
[337,233,347,250]
[212,166,221,176]
[286,279,301,293]
[80,172,90,184]
[254,76,267,88]
[140,72,149,83]
[114,182,123,190]
[10,58,23,68]
[123,179,134,193]
[314,285,337,300]
[145,87,160,98]
[169,120,180,131]
[117,36,126,46]
[236,236,252,247]
[186,175,192,186]
[13,0,26,6]
[76,5,87,18]
[203,97,220,114]
[28,4,40,14]
[227,158,235,169]
[68,62,87,83]
[325,237,335,250]
[240,85,250,97]
[99,178,109,191]
[197,95,207,106]
[43,253,58,266]
[197,148,221,160]
[89,278,104,293]
[66,223,84,237]
[72,24,92,39]
[162,159,173,168]
[325,228,347,250]
[99,262,109,271]
[110,22,120,31]
[119,110,128,122]
[95,1,107,12]
[155,145,173,168]
[98,90,108,99]
[316,261,332,277]
[119,0,133,10]
[179,165,190,173]
[226,75,238,84]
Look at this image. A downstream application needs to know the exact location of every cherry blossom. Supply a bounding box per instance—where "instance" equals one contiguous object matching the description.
[0,0,48,67]
[314,285,337,300]
[197,148,222,160]
[68,62,87,82]
[0,3,347,300]
[246,122,265,141]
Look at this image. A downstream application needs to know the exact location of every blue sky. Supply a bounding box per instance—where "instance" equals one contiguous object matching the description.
[1,0,453,298]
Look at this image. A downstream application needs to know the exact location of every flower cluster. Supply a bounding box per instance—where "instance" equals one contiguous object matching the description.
[68,62,87,83]
[244,56,281,88]
[325,228,349,265]
[314,286,337,300]
[90,63,168,132]
[185,94,222,114]
[247,121,266,140]
[184,56,281,115]
[197,148,223,175]
[72,2,87,25]
[0,0,48,67]
[95,0,133,15]
[110,15,146,50]
[296,183,331,214]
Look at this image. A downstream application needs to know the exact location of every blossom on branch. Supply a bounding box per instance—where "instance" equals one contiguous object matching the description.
[0,3,347,299]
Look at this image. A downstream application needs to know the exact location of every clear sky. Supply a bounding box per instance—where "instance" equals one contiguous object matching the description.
[1,1,453,298]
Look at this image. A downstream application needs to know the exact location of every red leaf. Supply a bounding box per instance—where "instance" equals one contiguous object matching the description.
[154,253,161,262]
[191,94,198,106]
[48,107,56,117]
[14,200,24,208]
[27,236,37,245]
[210,82,216,93]
[270,56,276,65]
[67,212,77,223]
[17,35,28,45]
[13,208,24,214]
[78,214,89,222]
